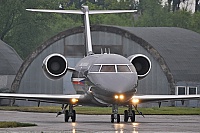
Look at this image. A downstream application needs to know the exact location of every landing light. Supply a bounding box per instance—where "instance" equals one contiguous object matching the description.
[114,94,124,100]
[71,98,78,103]
[114,95,119,99]
[132,98,139,104]
[119,95,124,100]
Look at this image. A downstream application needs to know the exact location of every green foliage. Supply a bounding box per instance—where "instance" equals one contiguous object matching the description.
[190,12,200,33]
[0,0,200,59]
[134,0,200,34]
[0,106,200,115]
[0,121,37,128]
[0,0,58,58]
[0,0,135,59]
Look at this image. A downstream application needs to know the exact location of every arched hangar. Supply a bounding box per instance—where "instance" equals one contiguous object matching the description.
[0,40,22,105]
[13,25,200,107]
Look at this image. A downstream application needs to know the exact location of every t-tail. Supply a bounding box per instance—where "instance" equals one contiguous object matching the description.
[26,6,137,56]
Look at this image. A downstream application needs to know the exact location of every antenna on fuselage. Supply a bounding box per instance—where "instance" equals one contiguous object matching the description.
[101,48,103,54]
[104,48,107,54]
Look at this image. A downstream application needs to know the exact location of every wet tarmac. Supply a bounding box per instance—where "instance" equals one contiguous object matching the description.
[0,110,199,132]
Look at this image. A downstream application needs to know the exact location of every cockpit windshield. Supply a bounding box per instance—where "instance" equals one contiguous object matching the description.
[90,64,135,73]
[90,65,101,72]
[117,65,131,72]
[101,65,115,72]
[128,65,136,72]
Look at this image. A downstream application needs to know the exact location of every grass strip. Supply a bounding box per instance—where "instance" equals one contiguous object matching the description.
[0,121,37,128]
[0,106,199,115]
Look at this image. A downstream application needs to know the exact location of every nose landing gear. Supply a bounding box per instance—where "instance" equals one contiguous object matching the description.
[111,104,120,123]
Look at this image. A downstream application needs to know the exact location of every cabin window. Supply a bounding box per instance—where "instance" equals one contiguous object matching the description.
[100,65,116,72]
[176,86,198,95]
[188,87,197,95]
[176,86,186,95]
[90,65,101,72]
[117,65,131,72]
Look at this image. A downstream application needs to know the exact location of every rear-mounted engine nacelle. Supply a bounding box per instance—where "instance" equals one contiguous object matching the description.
[42,53,68,80]
[128,54,151,80]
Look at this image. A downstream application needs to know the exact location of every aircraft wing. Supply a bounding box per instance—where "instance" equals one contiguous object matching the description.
[0,93,85,104]
[132,95,200,103]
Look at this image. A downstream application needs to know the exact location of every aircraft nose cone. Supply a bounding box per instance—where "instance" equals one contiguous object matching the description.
[88,73,138,93]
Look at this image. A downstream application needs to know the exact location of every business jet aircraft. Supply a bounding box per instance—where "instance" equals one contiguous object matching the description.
[0,6,199,123]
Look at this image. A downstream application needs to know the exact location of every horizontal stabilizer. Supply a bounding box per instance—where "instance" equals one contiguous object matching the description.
[26,9,84,14]
[26,9,137,15]
[89,10,137,14]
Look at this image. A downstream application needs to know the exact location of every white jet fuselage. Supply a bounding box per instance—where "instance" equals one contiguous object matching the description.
[72,54,138,105]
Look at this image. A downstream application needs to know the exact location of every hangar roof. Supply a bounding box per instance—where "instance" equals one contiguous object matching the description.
[12,25,200,92]
[0,40,22,75]
[120,27,200,82]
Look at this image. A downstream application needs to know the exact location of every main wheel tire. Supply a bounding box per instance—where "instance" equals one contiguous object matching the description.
[117,114,120,123]
[64,110,69,122]
[130,110,135,122]
[124,110,128,122]
[111,114,114,123]
[71,110,76,122]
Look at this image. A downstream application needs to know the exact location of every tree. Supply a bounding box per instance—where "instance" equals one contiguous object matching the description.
[134,0,172,27]
[172,0,181,12]
[0,0,77,58]
[190,12,200,33]
[1,0,200,59]
[0,0,22,40]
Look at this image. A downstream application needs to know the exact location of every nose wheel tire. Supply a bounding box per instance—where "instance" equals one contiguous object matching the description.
[111,114,120,123]
[111,114,114,123]
[117,114,120,123]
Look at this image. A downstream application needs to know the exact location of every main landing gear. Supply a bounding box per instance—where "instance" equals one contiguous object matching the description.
[111,104,138,123]
[56,104,76,122]
[64,104,76,122]
[124,105,135,122]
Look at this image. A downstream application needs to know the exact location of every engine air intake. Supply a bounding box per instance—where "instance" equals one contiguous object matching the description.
[42,53,68,80]
[128,54,151,80]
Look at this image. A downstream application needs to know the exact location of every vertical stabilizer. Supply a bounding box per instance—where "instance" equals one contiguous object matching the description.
[81,6,93,56]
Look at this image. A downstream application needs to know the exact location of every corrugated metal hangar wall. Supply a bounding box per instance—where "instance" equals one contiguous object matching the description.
[13,25,200,107]
[0,40,22,105]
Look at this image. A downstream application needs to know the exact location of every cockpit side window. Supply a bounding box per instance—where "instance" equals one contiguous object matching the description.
[100,65,116,72]
[129,65,136,72]
[117,65,131,72]
[90,65,101,72]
